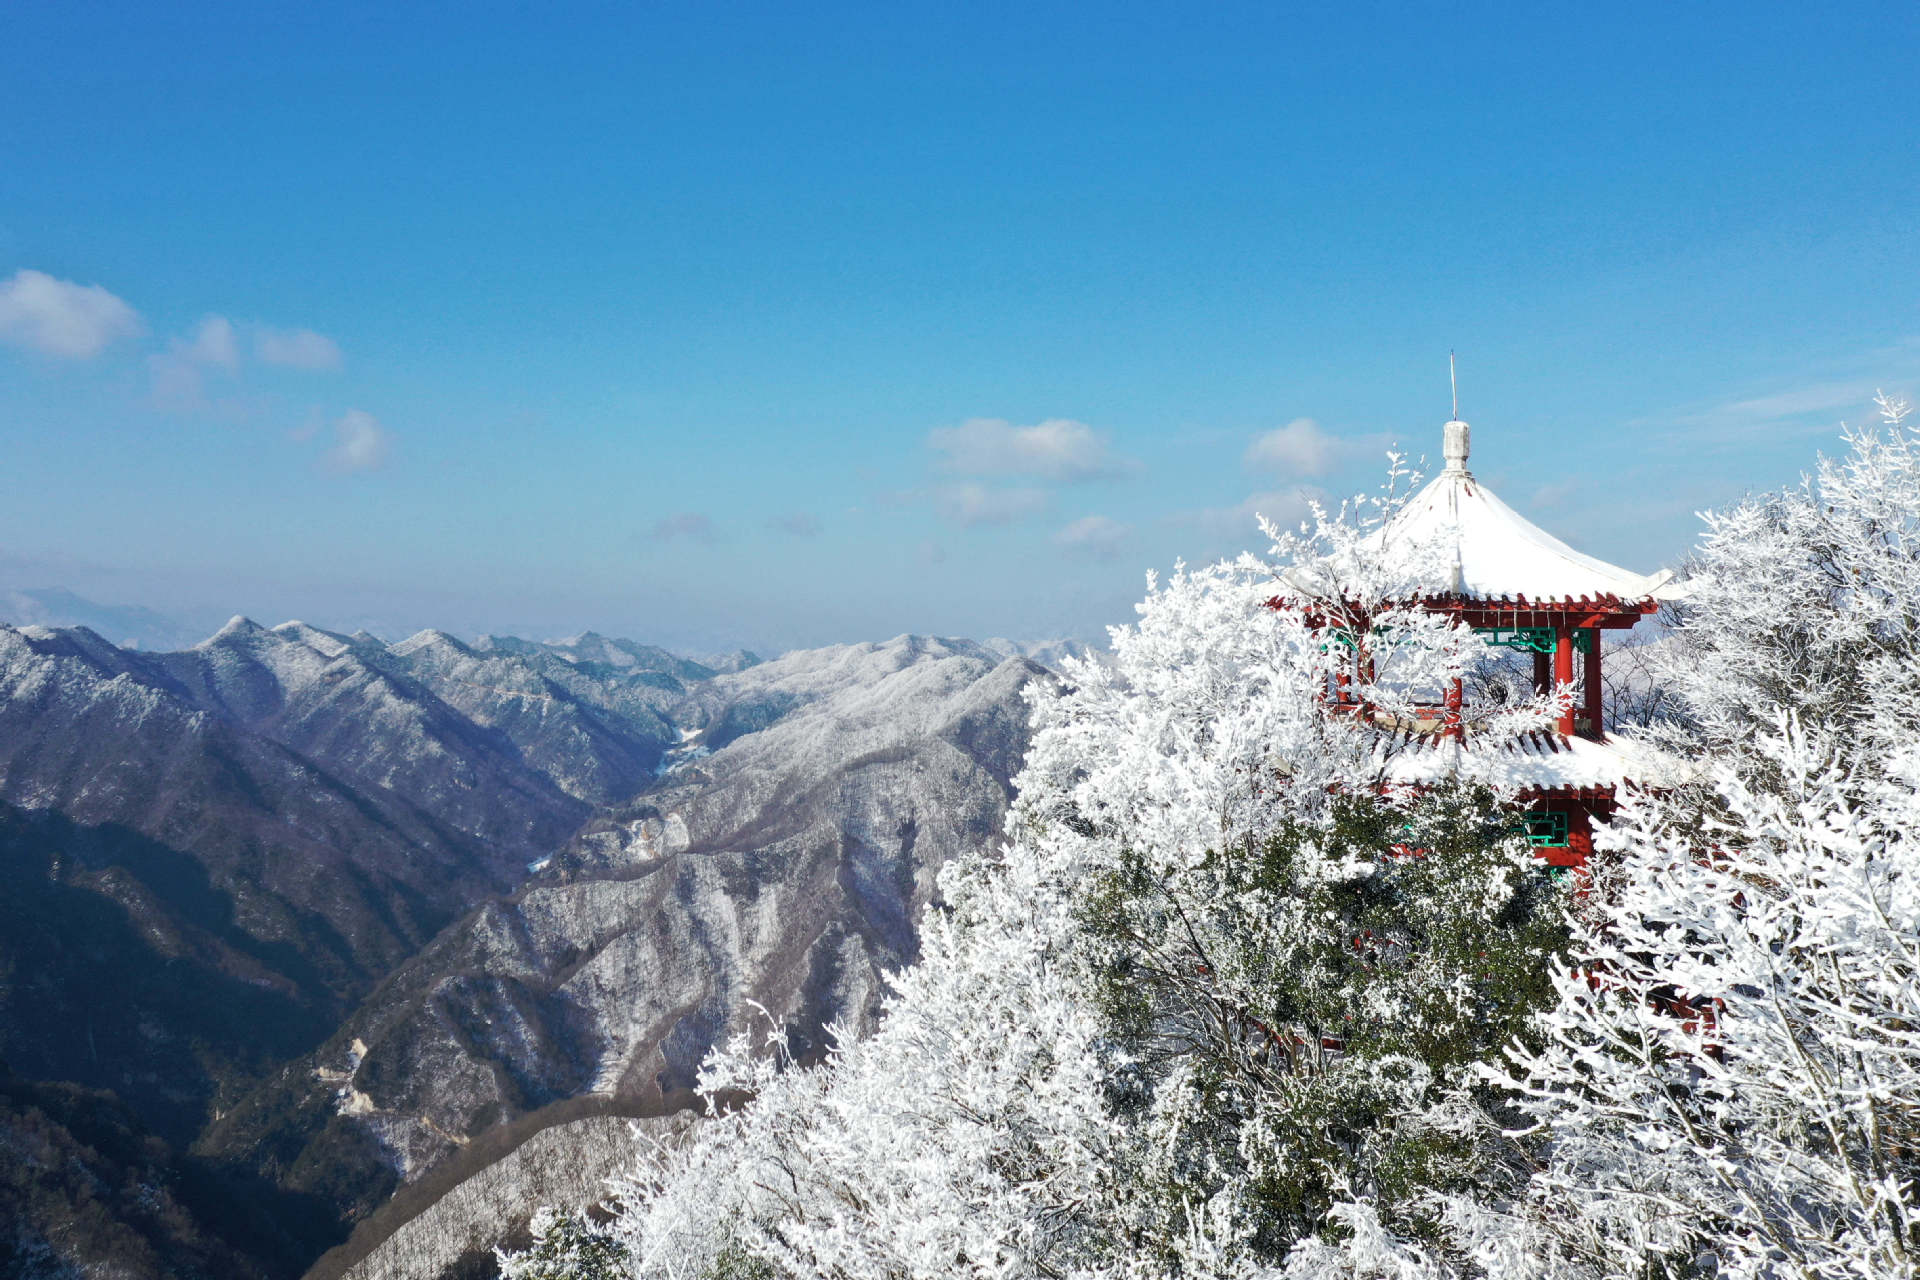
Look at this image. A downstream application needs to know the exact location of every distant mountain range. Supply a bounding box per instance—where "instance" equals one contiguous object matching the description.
[0,587,218,652]
[0,614,1074,1277]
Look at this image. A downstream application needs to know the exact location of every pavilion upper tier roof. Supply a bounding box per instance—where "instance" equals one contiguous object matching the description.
[1363,418,1674,607]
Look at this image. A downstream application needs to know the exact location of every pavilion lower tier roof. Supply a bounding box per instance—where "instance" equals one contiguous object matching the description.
[1377,726,1687,797]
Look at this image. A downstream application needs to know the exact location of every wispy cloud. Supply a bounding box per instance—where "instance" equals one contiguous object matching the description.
[767,512,822,537]
[256,326,343,370]
[151,315,345,411]
[1179,488,1318,539]
[0,269,143,359]
[326,410,391,474]
[927,418,1135,483]
[289,406,325,442]
[1244,418,1336,477]
[1653,340,1920,444]
[933,483,1049,528]
[147,315,243,410]
[1670,380,1891,442]
[147,352,204,412]
[1054,514,1130,560]
[652,512,717,543]
[179,314,240,370]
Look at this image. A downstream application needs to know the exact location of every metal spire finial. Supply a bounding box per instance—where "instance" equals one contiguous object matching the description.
[1443,351,1471,474]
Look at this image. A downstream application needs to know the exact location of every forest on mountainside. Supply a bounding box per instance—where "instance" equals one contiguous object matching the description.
[507,396,1920,1280]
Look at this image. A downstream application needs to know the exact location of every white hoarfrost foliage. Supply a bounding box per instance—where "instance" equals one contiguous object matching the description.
[499,1208,632,1280]
[1489,395,1920,1280]
[1496,725,1920,1279]
[504,468,1571,1280]
[1652,391,1920,779]
[592,786,1113,1278]
[498,404,1920,1280]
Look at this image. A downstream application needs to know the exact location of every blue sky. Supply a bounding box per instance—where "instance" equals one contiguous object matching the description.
[2,2,1915,652]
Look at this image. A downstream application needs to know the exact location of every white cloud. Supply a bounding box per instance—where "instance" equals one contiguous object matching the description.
[1244,417,1335,477]
[180,314,239,370]
[0,269,143,359]
[1647,340,1920,445]
[1660,379,1914,444]
[652,512,716,542]
[933,483,1049,528]
[1706,381,1881,423]
[327,410,391,473]
[927,418,1133,482]
[256,326,343,370]
[1054,514,1130,560]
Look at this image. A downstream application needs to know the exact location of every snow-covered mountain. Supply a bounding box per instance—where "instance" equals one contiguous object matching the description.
[980,634,1104,672]
[0,621,1055,1275]
[203,636,1054,1257]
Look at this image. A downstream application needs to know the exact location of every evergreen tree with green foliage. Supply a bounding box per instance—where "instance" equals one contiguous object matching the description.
[496,1209,629,1280]
[1079,782,1568,1267]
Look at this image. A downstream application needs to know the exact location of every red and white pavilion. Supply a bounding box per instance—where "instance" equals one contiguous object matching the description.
[1293,415,1680,868]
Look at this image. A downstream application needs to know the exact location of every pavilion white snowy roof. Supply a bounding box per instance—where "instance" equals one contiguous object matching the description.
[1363,419,1674,605]
[1381,727,1690,794]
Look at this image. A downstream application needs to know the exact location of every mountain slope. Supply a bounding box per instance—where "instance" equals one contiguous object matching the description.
[149,620,592,858]
[0,1064,293,1280]
[0,624,557,1151]
[378,630,688,805]
[202,638,1053,1247]
[0,622,1063,1275]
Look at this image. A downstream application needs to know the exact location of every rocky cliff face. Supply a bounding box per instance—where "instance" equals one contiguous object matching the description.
[0,621,1056,1276]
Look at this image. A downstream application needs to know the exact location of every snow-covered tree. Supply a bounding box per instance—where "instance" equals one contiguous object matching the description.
[499,1209,632,1280]
[1488,395,1920,1280]
[1496,720,1920,1280]
[1650,391,1920,782]
[1077,778,1567,1274]
[506,469,1571,1279]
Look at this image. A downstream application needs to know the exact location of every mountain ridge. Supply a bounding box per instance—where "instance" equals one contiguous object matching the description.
[0,617,1074,1276]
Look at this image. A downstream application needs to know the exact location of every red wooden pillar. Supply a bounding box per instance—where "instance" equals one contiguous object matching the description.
[1565,805,1594,870]
[1554,626,1575,736]
[1582,628,1603,739]
[1444,677,1463,738]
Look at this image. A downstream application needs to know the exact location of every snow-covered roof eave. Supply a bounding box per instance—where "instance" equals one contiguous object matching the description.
[1361,457,1666,606]
[1383,729,1693,793]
